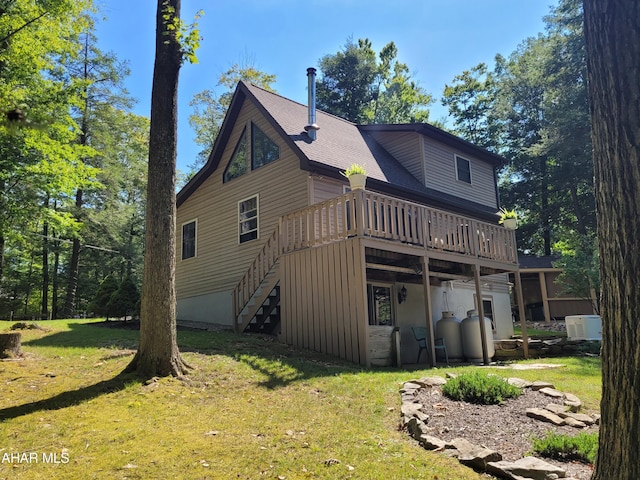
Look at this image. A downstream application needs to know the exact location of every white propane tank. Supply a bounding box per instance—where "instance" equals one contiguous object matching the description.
[436,311,463,360]
[461,309,495,362]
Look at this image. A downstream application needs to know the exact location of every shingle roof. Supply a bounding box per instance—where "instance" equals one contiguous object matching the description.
[178,81,505,221]
[518,255,561,269]
[246,83,427,192]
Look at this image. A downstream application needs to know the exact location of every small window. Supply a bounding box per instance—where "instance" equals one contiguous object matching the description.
[252,124,279,169]
[238,195,259,243]
[482,298,496,332]
[367,284,394,326]
[182,220,197,260]
[224,128,247,182]
[456,155,472,184]
[474,294,497,332]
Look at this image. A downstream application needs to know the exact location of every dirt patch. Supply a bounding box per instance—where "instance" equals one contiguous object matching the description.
[414,385,597,479]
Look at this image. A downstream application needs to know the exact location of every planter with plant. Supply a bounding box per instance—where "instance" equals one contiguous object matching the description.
[341,163,367,190]
[498,207,518,230]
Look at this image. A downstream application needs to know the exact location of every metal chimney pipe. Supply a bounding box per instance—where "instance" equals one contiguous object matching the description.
[305,67,319,141]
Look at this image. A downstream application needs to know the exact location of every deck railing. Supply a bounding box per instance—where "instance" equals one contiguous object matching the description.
[234,190,517,324]
[279,190,517,264]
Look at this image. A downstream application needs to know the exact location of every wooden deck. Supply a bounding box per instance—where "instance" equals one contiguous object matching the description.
[234,190,518,334]
[279,190,517,265]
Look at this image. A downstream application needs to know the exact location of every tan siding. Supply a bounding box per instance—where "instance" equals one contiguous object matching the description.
[310,175,345,203]
[280,238,368,365]
[176,100,309,302]
[422,137,497,208]
[367,131,424,183]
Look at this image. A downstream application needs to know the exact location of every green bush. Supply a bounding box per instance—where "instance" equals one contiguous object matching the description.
[441,371,521,405]
[531,431,598,464]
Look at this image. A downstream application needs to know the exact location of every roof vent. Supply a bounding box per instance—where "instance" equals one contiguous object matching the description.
[304,67,320,141]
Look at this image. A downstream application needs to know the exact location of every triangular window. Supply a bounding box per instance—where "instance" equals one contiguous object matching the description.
[223,128,247,182]
[252,124,279,169]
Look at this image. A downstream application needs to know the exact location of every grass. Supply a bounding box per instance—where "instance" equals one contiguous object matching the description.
[0,319,602,479]
[512,324,567,338]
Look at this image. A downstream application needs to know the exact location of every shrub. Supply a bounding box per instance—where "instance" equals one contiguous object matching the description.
[531,431,598,464]
[442,371,521,405]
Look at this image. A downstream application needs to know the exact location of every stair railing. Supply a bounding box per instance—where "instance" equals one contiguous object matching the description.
[233,227,279,330]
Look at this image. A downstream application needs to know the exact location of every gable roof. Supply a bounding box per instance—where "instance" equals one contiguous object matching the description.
[177,82,507,221]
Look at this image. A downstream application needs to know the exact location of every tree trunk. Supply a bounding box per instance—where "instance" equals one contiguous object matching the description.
[41,198,50,318]
[540,155,551,256]
[125,0,189,378]
[62,190,82,317]
[583,1,640,479]
[569,184,587,235]
[52,235,60,319]
[0,332,22,358]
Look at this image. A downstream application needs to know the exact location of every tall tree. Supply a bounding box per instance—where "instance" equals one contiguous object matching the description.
[442,0,594,257]
[441,62,502,149]
[316,37,432,124]
[583,1,640,478]
[60,28,132,318]
[0,0,96,309]
[188,62,276,173]
[126,0,198,377]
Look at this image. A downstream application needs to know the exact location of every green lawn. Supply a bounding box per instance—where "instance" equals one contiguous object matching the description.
[0,319,601,479]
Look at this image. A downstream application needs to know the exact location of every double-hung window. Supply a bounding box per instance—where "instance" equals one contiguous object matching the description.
[455,155,472,184]
[238,195,259,243]
[182,220,197,260]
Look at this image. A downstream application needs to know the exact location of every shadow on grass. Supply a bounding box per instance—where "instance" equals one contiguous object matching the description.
[0,371,138,422]
[21,320,140,349]
[19,321,363,390]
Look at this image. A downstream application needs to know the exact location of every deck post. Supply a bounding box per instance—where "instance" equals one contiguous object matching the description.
[473,263,490,365]
[513,269,529,358]
[421,255,436,367]
[539,271,552,323]
[355,189,366,237]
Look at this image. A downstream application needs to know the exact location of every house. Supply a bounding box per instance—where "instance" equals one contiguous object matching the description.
[515,255,598,322]
[176,69,528,367]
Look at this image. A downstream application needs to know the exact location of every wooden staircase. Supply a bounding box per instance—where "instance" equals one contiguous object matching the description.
[245,283,280,334]
[233,228,281,334]
[235,267,281,334]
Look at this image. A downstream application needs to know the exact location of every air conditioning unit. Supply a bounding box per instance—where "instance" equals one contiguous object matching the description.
[565,315,601,341]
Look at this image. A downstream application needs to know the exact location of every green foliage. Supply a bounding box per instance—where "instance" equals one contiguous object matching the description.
[316,37,432,124]
[341,163,367,177]
[160,0,202,64]
[442,371,521,405]
[531,431,598,464]
[443,0,594,256]
[187,62,277,174]
[553,234,600,312]
[442,62,501,149]
[498,207,518,223]
[89,275,118,317]
[0,3,149,320]
[106,276,140,320]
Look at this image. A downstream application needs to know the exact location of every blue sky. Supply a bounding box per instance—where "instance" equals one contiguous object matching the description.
[95,0,555,172]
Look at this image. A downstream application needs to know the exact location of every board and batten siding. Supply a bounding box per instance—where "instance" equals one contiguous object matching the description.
[280,238,369,365]
[422,137,498,208]
[176,100,309,324]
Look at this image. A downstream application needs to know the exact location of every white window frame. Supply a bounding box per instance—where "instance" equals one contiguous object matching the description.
[367,282,396,326]
[238,194,259,244]
[181,219,197,260]
[455,154,472,184]
[473,293,497,333]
